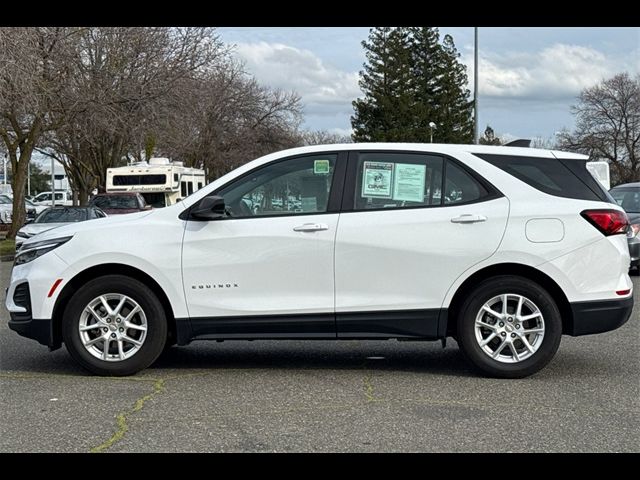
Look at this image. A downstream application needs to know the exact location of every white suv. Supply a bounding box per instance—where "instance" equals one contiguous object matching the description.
[5,144,633,378]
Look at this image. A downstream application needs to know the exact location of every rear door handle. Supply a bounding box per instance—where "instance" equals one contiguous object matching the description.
[451,214,487,224]
[293,223,329,232]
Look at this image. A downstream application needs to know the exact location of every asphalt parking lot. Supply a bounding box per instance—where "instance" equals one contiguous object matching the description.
[1,264,638,453]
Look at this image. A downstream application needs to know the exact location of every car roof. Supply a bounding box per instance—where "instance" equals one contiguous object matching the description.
[250,143,589,161]
[611,183,640,189]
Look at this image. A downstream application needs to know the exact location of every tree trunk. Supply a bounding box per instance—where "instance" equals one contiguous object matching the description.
[8,146,33,239]
[78,184,90,206]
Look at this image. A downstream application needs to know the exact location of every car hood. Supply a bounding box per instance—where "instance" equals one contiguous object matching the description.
[19,223,69,237]
[21,210,155,246]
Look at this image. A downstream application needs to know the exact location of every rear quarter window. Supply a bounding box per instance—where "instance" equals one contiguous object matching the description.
[475,154,605,201]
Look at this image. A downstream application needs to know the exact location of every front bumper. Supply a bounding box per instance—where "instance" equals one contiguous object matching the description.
[568,296,634,336]
[8,314,56,348]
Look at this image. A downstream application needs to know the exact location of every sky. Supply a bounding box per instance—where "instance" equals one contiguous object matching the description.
[217,27,640,141]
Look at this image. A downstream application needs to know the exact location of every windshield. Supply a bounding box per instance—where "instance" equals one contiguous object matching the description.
[140,192,165,208]
[610,188,640,213]
[36,208,88,223]
[90,195,139,210]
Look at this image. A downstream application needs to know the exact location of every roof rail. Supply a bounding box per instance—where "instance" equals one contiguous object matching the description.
[504,139,531,147]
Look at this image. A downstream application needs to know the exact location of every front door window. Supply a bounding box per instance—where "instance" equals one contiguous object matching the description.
[217,155,338,218]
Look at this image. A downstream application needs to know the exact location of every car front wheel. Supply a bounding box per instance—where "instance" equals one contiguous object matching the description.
[62,275,167,376]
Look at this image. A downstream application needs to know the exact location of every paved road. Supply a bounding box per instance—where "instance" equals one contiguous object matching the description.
[1,263,639,452]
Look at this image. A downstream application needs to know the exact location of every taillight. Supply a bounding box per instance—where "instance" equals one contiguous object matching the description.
[581,209,629,236]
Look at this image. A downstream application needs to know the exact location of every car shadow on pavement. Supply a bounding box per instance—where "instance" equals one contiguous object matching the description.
[150,340,477,378]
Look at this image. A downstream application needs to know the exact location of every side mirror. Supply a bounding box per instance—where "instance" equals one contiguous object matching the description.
[190,195,226,221]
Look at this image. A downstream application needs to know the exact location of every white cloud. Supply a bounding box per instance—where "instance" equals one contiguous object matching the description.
[233,42,360,117]
[462,43,635,101]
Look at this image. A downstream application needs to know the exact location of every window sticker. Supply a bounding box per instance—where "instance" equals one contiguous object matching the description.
[362,161,393,198]
[393,163,426,203]
[314,159,330,174]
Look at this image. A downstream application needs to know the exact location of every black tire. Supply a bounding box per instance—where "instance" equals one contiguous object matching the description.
[456,275,562,379]
[62,275,167,376]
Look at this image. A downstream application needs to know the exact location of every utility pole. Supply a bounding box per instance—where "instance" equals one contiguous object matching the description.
[2,154,6,185]
[27,161,31,197]
[473,27,479,145]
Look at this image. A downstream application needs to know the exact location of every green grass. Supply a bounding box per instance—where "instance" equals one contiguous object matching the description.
[0,239,16,256]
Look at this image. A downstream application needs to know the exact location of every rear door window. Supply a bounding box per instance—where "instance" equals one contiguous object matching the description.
[444,161,489,205]
[350,152,499,211]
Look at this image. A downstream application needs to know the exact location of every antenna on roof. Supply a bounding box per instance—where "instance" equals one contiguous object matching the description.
[504,139,531,148]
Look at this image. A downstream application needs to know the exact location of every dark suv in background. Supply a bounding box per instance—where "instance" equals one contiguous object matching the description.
[88,192,150,215]
[610,182,640,271]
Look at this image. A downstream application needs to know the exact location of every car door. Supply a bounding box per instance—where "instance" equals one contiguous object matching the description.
[334,151,509,338]
[181,152,346,338]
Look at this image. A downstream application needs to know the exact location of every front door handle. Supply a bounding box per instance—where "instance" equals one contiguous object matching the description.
[451,214,487,224]
[293,223,329,232]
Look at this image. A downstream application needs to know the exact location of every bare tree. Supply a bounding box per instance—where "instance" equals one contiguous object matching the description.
[0,27,79,237]
[156,62,302,180]
[300,129,352,146]
[40,27,227,204]
[557,73,640,185]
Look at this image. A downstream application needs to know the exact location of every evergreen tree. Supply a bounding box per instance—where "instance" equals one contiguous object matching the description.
[479,125,502,145]
[433,35,474,143]
[408,27,442,142]
[352,28,475,144]
[351,27,414,142]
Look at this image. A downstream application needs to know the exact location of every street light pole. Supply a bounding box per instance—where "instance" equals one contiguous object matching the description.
[429,122,437,143]
[473,27,479,144]
[2,154,6,185]
[27,160,31,197]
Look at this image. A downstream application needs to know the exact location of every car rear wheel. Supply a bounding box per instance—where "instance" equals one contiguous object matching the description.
[62,275,167,376]
[456,275,562,378]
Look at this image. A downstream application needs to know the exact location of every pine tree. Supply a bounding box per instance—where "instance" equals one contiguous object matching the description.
[479,125,502,145]
[408,27,442,142]
[351,27,414,142]
[432,35,474,144]
[352,28,475,144]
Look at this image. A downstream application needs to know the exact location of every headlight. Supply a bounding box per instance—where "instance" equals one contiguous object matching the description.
[16,231,30,239]
[628,224,640,238]
[14,237,73,266]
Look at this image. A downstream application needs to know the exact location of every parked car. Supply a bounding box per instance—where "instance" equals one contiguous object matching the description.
[32,190,73,206]
[609,182,640,270]
[6,144,633,378]
[0,194,12,225]
[0,194,44,222]
[88,192,149,215]
[25,197,49,215]
[15,206,107,249]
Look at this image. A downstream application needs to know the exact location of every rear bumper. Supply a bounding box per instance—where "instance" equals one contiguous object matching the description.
[568,296,634,336]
